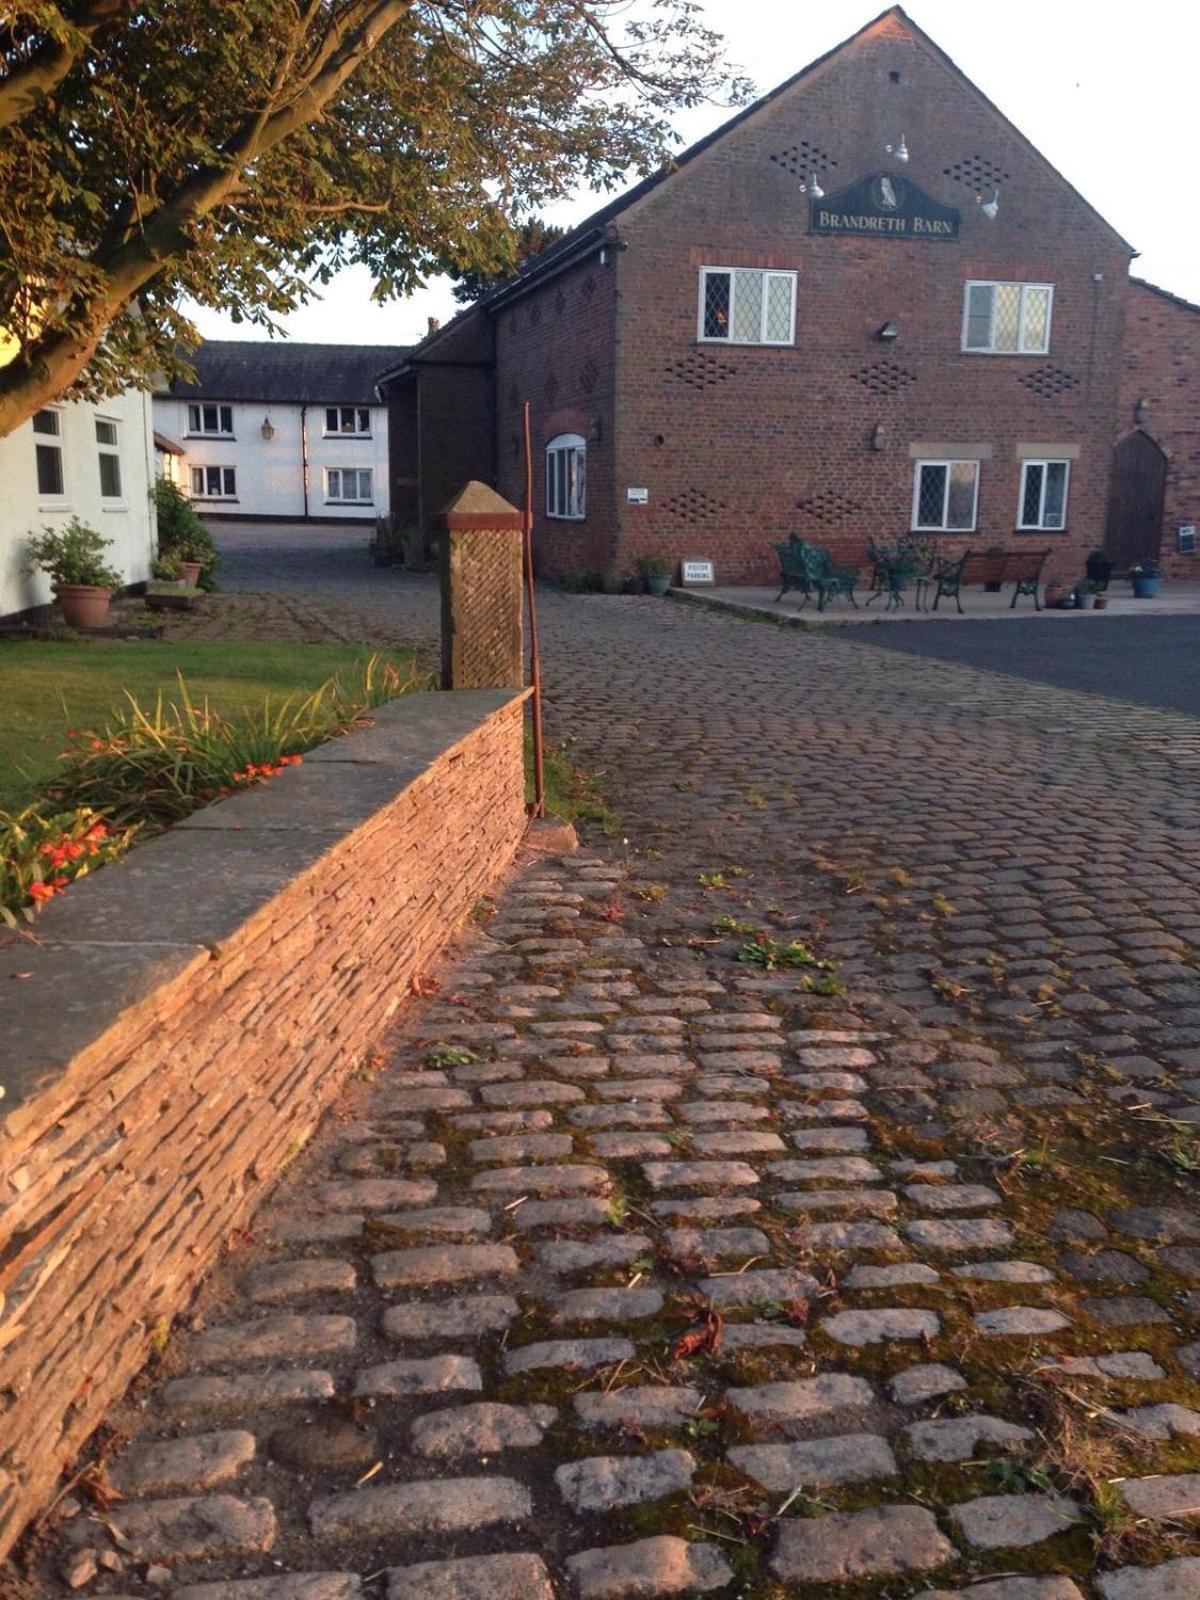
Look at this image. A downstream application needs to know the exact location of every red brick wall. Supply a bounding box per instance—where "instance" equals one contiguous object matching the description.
[492,253,619,581]
[1117,281,1200,581]
[0,691,529,1561]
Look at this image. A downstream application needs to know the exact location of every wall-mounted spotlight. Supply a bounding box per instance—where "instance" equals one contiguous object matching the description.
[978,188,1000,220]
[885,133,909,162]
[799,173,825,199]
[877,320,899,341]
[871,422,887,451]
[1134,397,1150,426]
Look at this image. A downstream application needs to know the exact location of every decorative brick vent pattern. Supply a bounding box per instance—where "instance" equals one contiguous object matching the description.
[1018,365,1081,398]
[543,371,559,405]
[0,690,529,1561]
[853,360,918,397]
[797,490,867,522]
[770,140,838,178]
[664,352,738,389]
[942,154,1011,190]
[581,274,597,300]
[579,358,599,393]
[554,287,566,315]
[661,488,728,525]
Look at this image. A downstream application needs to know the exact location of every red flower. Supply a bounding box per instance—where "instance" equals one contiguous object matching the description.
[28,881,57,901]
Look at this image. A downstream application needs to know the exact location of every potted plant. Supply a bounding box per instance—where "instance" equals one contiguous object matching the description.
[25,519,122,627]
[1044,580,1068,608]
[636,556,674,597]
[151,552,186,584]
[1129,561,1161,599]
[1077,580,1103,610]
[171,536,206,586]
[1085,549,1113,590]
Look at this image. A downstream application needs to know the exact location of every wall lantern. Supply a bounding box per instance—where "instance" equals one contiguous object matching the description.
[978,189,1000,220]
[885,133,909,162]
[877,320,899,341]
[871,422,887,451]
[799,173,825,199]
[261,415,276,440]
[1134,397,1150,426]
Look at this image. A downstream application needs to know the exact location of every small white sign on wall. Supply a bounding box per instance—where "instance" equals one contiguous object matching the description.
[681,558,716,586]
[626,486,649,505]
[1179,523,1197,554]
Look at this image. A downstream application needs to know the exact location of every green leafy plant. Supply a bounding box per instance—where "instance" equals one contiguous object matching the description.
[711,914,758,935]
[425,1045,477,1068]
[735,936,836,972]
[45,653,418,829]
[154,481,220,589]
[698,871,727,890]
[151,551,185,581]
[25,519,122,590]
[1,805,138,926]
[635,555,672,578]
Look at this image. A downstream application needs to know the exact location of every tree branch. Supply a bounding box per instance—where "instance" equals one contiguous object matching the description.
[0,0,136,129]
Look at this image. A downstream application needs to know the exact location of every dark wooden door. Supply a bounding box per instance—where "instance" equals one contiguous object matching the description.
[1105,430,1167,570]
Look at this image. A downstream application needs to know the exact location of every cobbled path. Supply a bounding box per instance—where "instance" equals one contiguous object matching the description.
[35,540,1200,1600]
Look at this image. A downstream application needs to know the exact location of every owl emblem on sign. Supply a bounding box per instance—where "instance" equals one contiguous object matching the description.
[872,174,904,210]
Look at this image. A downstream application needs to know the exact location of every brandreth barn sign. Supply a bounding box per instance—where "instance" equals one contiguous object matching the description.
[811,172,961,239]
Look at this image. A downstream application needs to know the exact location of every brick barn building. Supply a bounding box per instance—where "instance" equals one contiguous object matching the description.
[378,6,1197,589]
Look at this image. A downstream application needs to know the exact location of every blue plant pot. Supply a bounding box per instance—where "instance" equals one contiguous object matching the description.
[1132,576,1160,599]
[645,573,671,596]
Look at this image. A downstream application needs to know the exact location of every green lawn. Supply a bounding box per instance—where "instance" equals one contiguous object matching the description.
[0,641,418,811]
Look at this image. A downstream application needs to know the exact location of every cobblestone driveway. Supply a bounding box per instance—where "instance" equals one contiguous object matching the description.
[33,541,1200,1600]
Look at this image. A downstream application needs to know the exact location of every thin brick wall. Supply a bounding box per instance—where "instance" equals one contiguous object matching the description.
[0,690,528,1561]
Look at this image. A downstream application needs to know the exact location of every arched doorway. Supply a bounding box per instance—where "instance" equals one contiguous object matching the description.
[1105,430,1167,571]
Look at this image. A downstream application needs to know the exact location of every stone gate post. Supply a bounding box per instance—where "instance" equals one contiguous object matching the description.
[440,481,525,690]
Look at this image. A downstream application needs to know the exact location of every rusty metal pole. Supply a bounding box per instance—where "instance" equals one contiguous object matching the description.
[523,401,546,818]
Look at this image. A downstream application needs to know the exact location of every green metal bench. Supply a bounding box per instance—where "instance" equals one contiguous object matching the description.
[774,537,859,612]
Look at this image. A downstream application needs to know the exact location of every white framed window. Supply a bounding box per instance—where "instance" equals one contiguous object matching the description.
[546,434,586,520]
[699,266,797,345]
[324,406,372,436]
[962,281,1053,354]
[32,407,66,498]
[325,467,374,503]
[1018,459,1070,530]
[190,464,237,499]
[187,403,234,436]
[95,417,122,499]
[913,459,979,532]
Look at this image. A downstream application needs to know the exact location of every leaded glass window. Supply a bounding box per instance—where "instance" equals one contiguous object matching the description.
[961,282,1053,353]
[546,434,586,519]
[1018,459,1069,530]
[914,460,979,531]
[699,267,796,345]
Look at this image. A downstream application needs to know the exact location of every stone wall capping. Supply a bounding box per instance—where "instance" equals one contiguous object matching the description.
[0,685,531,1559]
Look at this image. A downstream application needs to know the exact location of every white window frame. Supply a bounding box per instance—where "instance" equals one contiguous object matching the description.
[324,466,374,504]
[324,406,372,437]
[190,464,237,500]
[961,281,1054,355]
[95,416,123,501]
[698,266,797,347]
[32,406,67,503]
[546,433,586,521]
[912,459,980,533]
[186,403,235,437]
[1017,458,1071,531]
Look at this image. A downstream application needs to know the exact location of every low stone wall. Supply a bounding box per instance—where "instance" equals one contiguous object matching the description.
[0,687,529,1560]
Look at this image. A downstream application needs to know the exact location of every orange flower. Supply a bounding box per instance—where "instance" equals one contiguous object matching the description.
[28,881,57,900]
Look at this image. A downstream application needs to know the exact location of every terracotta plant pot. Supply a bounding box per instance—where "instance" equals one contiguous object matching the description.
[56,584,112,627]
[180,561,203,585]
[1044,584,1066,607]
[1094,595,1108,610]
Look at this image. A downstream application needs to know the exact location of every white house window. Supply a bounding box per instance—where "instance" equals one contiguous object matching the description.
[913,460,979,532]
[1018,459,1070,530]
[546,433,586,520]
[190,465,237,499]
[325,467,373,503]
[187,403,234,436]
[95,418,122,499]
[32,408,65,497]
[699,267,796,345]
[962,282,1053,354]
[325,407,371,435]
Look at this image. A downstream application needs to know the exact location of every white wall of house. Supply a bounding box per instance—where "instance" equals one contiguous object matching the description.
[152,398,390,520]
[0,388,156,618]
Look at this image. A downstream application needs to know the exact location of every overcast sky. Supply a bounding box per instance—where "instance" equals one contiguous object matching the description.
[189,0,1199,347]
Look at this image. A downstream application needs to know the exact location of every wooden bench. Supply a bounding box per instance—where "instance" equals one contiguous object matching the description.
[931,548,1051,613]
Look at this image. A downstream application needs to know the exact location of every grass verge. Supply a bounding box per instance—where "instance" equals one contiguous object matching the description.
[528,731,619,836]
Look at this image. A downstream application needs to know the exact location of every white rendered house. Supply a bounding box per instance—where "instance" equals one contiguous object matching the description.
[154,342,407,523]
[0,387,156,619]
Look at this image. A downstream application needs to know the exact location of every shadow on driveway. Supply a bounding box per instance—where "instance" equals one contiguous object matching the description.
[839,613,1200,718]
